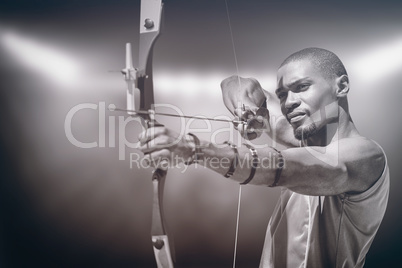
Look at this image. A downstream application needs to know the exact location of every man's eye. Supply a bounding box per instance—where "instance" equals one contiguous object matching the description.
[278,92,287,100]
[297,84,310,91]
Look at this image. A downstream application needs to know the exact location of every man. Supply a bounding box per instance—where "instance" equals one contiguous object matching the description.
[139,48,389,267]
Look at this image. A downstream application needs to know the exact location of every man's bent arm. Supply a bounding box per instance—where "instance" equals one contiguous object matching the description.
[221,75,299,148]
[264,89,299,148]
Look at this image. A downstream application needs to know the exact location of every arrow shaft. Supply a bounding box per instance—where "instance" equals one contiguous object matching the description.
[112,107,243,124]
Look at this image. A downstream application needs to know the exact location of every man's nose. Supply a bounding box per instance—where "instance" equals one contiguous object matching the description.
[285,92,301,111]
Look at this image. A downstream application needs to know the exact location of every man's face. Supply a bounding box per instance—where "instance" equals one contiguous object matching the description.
[276,59,339,140]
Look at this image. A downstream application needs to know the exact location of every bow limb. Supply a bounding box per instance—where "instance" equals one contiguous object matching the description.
[151,168,174,268]
[137,0,163,118]
[129,0,174,267]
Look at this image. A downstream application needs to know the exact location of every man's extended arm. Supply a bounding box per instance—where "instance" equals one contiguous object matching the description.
[202,137,384,195]
[140,128,385,196]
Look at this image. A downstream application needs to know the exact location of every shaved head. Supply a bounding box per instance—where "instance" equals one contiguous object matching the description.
[279,48,347,79]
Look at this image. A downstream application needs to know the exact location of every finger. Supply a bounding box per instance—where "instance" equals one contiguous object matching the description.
[255,107,269,118]
[237,123,246,137]
[244,130,259,140]
[234,106,243,117]
[138,130,148,145]
[240,101,258,111]
[237,110,255,123]
[139,141,155,154]
[234,106,253,121]
[249,106,260,115]
[254,107,270,130]
[138,127,167,144]
[139,135,170,153]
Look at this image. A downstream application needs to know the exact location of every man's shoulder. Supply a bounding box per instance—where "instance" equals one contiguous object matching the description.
[337,136,386,194]
[337,136,385,159]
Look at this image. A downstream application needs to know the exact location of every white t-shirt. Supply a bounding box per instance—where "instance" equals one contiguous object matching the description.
[259,152,389,268]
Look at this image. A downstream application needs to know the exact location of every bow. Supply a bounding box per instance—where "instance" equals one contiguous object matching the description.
[117,1,267,267]
[121,0,174,267]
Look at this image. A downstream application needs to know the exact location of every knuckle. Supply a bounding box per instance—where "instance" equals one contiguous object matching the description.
[160,136,170,145]
[160,149,170,157]
[160,127,168,135]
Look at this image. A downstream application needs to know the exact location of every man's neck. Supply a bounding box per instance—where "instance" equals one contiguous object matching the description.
[304,109,359,147]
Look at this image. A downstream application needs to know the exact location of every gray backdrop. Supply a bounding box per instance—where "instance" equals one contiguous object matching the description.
[0,0,401,267]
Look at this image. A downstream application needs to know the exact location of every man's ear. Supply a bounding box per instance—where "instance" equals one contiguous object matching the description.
[336,75,349,98]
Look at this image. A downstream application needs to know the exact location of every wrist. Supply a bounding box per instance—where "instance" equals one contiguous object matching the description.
[223,141,239,178]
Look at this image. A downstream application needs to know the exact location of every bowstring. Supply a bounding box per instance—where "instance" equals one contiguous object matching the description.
[224,1,242,267]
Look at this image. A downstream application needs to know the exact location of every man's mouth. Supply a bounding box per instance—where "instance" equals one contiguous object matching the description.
[287,111,306,124]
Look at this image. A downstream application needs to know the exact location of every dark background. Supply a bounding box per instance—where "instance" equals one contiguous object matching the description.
[0,0,401,267]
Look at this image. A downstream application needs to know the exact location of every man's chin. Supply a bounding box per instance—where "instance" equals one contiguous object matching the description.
[294,123,317,140]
